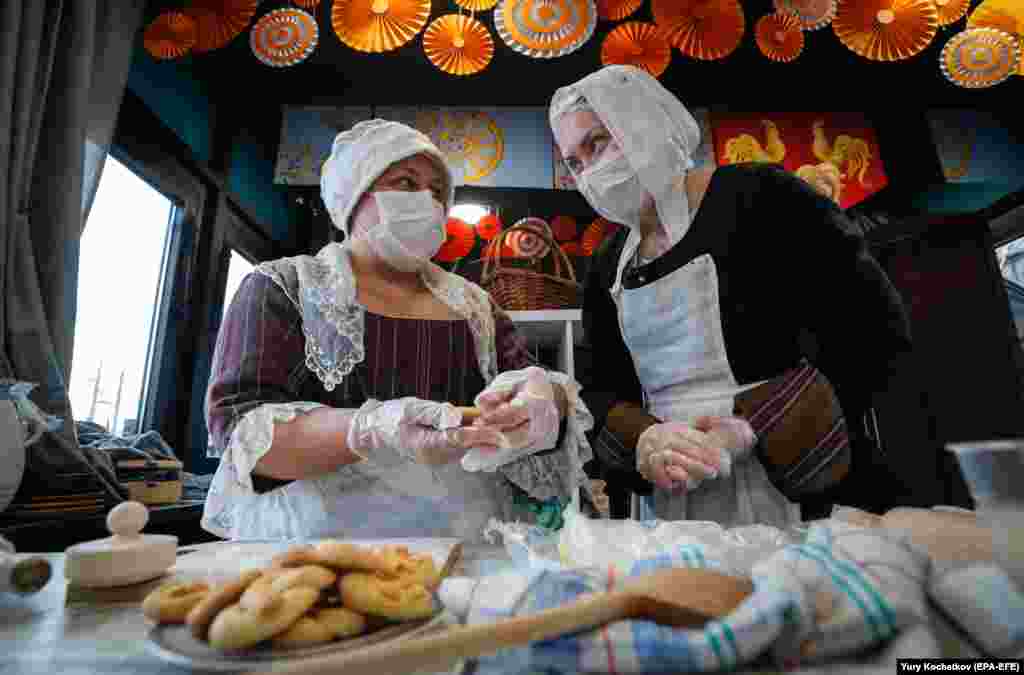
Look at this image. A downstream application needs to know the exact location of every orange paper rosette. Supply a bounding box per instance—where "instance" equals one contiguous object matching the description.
[455,0,500,10]
[423,14,495,76]
[601,22,673,78]
[968,0,1024,74]
[934,0,972,27]
[495,0,598,59]
[332,0,431,53]
[435,217,477,263]
[250,8,319,67]
[184,0,259,53]
[833,0,939,61]
[756,12,805,61]
[581,218,620,256]
[476,214,504,240]
[940,26,1020,88]
[773,0,837,31]
[652,0,746,61]
[144,11,198,60]
[596,0,643,22]
[292,0,322,8]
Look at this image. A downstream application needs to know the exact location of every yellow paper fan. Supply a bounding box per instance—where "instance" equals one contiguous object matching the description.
[184,0,259,53]
[423,14,495,76]
[940,26,1020,87]
[933,0,972,27]
[144,11,198,60]
[833,0,939,61]
[331,0,431,53]
[455,0,501,10]
[968,0,1024,73]
[596,0,643,21]
[756,12,805,62]
[652,0,746,61]
[495,0,598,59]
[601,22,673,77]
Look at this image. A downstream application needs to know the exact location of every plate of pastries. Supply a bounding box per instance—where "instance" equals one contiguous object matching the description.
[143,540,452,670]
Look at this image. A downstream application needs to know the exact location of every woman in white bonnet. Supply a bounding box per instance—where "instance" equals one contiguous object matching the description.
[550,65,913,525]
[200,119,600,541]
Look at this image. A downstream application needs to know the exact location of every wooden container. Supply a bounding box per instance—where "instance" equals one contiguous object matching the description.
[116,459,183,505]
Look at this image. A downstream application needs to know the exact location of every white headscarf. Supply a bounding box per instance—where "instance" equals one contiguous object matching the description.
[550,66,702,292]
[320,119,455,236]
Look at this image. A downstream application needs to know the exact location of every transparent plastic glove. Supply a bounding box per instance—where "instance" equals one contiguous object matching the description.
[462,367,562,473]
[346,397,505,467]
[637,416,757,492]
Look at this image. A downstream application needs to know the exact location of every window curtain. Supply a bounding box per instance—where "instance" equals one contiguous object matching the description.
[0,0,145,504]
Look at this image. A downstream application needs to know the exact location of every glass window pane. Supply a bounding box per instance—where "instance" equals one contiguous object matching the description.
[221,250,255,324]
[997,236,1024,345]
[69,156,174,436]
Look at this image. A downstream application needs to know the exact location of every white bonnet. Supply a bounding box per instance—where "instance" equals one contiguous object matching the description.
[320,119,455,235]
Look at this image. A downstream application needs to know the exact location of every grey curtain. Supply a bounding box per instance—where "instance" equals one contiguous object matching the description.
[0,0,145,503]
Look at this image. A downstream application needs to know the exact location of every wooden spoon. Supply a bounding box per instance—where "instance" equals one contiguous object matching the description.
[247,567,753,675]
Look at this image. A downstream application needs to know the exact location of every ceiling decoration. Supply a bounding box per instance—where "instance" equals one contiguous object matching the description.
[454,0,501,10]
[756,12,805,62]
[423,13,495,75]
[940,26,1020,87]
[144,11,198,60]
[291,0,322,8]
[600,21,672,77]
[968,0,1024,75]
[773,0,837,31]
[595,0,643,22]
[494,0,598,59]
[933,0,972,27]
[651,0,746,61]
[331,0,431,53]
[250,7,319,67]
[833,0,939,62]
[183,0,259,53]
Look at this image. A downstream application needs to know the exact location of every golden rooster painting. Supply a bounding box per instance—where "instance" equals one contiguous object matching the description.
[811,119,873,187]
[721,120,786,164]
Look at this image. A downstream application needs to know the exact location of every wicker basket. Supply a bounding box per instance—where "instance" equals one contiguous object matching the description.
[479,224,581,311]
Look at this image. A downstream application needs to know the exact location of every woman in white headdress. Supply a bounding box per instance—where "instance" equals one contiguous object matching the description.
[201,119,600,541]
[550,66,913,525]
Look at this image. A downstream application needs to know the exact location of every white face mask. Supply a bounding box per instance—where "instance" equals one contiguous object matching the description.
[363,190,446,273]
[576,154,648,229]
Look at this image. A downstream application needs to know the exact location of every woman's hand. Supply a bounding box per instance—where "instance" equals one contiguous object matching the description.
[473,367,562,452]
[347,398,506,466]
[636,416,756,492]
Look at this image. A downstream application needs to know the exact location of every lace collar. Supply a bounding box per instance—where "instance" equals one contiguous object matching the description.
[256,243,498,391]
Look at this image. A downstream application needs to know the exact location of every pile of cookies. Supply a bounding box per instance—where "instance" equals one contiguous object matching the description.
[141,541,439,651]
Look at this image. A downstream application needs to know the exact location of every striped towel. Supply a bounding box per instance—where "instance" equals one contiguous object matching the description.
[439,522,930,674]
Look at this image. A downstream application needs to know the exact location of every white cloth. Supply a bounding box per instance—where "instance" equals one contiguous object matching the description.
[929,564,1024,657]
[550,65,702,294]
[201,244,595,542]
[320,119,455,236]
[618,253,799,527]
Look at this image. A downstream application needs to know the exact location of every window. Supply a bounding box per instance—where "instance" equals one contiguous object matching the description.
[997,236,1024,346]
[221,249,256,325]
[450,202,489,225]
[69,156,175,436]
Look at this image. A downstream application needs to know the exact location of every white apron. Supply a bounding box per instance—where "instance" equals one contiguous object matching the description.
[617,253,800,527]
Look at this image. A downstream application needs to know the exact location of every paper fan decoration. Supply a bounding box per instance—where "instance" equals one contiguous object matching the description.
[561,242,584,256]
[597,0,643,21]
[250,8,319,67]
[601,22,673,78]
[507,218,553,258]
[582,218,621,255]
[773,0,837,31]
[549,215,579,242]
[435,218,477,263]
[494,0,598,59]
[652,0,746,61]
[833,0,939,61]
[455,0,501,10]
[476,214,504,240]
[292,0,322,7]
[184,0,260,53]
[144,12,198,60]
[332,0,431,53]
[968,0,1024,74]
[423,14,495,76]
[940,27,1020,87]
[934,0,972,27]
[756,12,805,61]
